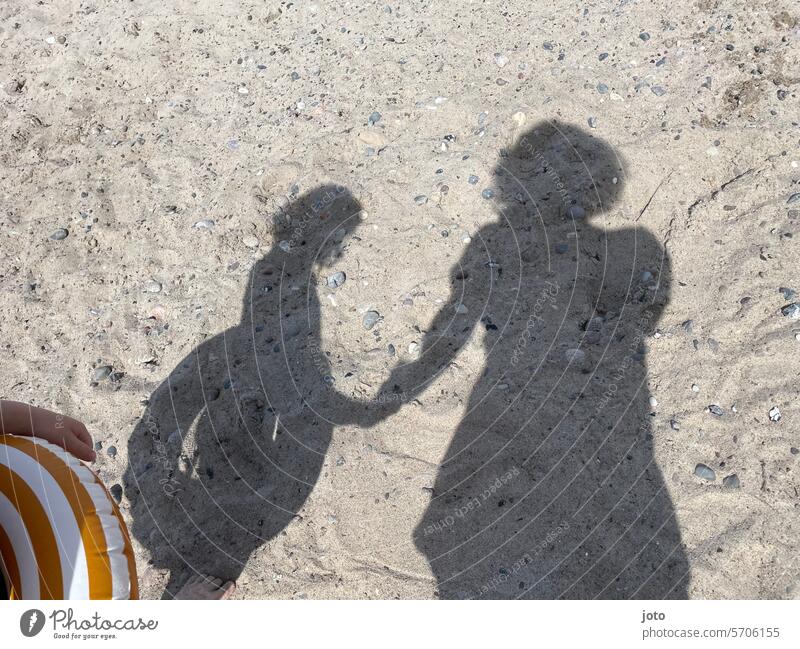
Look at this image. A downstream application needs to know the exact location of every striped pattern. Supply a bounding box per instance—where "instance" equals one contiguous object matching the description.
[0,434,138,599]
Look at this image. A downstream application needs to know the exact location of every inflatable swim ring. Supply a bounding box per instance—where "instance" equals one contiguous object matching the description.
[0,434,138,599]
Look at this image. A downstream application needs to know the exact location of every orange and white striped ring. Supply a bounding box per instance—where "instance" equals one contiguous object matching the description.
[0,434,137,599]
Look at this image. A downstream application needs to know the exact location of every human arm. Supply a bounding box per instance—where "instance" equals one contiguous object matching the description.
[0,400,95,462]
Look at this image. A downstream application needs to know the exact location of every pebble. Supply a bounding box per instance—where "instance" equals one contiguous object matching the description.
[787,193,800,205]
[769,406,782,422]
[598,52,609,61]
[639,32,651,41]
[781,303,800,319]
[779,287,796,300]
[694,464,716,481]
[362,310,382,330]
[414,195,428,205]
[691,383,700,392]
[327,271,346,288]
[564,348,586,364]
[107,445,117,458]
[279,240,291,252]
[468,175,479,185]
[648,396,658,409]
[587,116,597,129]
[494,53,509,68]
[408,341,420,355]
[109,484,123,503]
[481,188,495,199]
[670,419,680,431]
[708,404,724,416]
[92,366,113,382]
[50,228,69,240]
[722,474,740,489]
[651,86,667,96]
[597,82,609,94]
[144,280,162,293]
[368,111,382,126]
[455,303,468,314]
[387,344,396,357]
[243,235,259,248]
[193,219,215,229]
[568,205,586,220]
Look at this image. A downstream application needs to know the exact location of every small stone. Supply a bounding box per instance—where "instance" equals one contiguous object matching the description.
[237,85,248,94]
[279,240,292,252]
[414,195,428,205]
[598,52,609,61]
[722,474,740,489]
[641,271,653,282]
[368,111,381,125]
[651,86,667,96]
[107,445,117,458]
[682,319,694,333]
[494,53,509,67]
[791,447,799,455]
[777,89,787,101]
[468,175,479,185]
[639,31,650,41]
[670,419,680,431]
[691,383,700,392]
[109,484,123,503]
[193,219,215,229]
[787,193,800,205]
[144,280,162,293]
[649,396,658,409]
[694,463,716,481]
[779,287,796,300]
[387,344,396,357]
[708,404,724,416]
[597,82,609,94]
[568,205,586,220]
[50,228,69,240]
[327,271,346,289]
[564,348,586,364]
[92,366,113,382]
[587,116,597,129]
[243,235,259,248]
[768,406,782,422]
[408,341,420,355]
[781,303,800,319]
[455,303,468,314]
[362,310,382,330]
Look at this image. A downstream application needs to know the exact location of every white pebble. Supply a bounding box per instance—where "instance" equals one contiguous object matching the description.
[691,384,700,392]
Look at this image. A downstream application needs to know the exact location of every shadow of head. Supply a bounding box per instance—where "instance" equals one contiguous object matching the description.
[242,184,364,319]
[493,120,626,224]
[270,184,364,269]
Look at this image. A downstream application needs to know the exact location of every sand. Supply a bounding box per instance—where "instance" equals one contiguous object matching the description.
[1,0,798,599]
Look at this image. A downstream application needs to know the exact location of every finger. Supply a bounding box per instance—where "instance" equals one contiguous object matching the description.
[65,433,96,462]
[221,581,236,598]
[71,421,93,448]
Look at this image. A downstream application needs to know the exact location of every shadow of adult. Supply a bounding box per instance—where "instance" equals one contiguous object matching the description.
[124,185,383,597]
[381,121,689,598]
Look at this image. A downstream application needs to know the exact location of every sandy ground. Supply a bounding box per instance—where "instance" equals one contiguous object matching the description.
[1,1,799,599]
